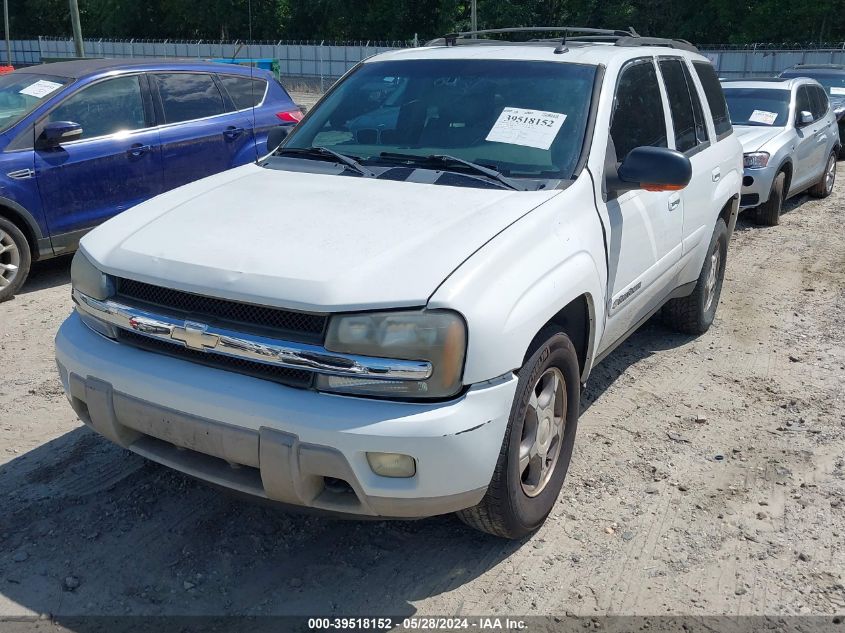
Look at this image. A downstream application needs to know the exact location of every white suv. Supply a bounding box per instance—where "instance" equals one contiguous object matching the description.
[55,28,742,538]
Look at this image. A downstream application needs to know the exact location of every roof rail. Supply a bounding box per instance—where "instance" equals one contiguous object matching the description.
[450,27,635,39]
[429,27,634,47]
[613,36,698,53]
[788,63,845,69]
[426,26,699,54]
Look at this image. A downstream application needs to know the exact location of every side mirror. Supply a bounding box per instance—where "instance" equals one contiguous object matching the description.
[266,125,291,154]
[797,110,813,126]
[614,146,692,193]
[39,121,82,147]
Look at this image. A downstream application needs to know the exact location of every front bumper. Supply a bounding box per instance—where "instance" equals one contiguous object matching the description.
[739,165,777,208]
[55,313,518,518]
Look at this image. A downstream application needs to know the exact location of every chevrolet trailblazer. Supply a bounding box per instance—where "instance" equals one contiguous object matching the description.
[55,28,743,538]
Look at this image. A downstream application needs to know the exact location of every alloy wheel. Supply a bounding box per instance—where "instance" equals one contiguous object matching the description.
[825,155,836,194]
[0,229,20,289]
[519,367,567,497]
[703,246,720,313]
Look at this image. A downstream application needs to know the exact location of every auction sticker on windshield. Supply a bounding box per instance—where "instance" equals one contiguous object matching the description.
[19,79,63,99]
[748,109,778,125]
[486,107,567,150]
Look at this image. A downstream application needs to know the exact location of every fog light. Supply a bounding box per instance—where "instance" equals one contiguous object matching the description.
[366,452,416,478]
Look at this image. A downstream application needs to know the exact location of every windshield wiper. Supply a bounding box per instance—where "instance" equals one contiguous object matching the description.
[277,146,376,178]
[378,152,522,191]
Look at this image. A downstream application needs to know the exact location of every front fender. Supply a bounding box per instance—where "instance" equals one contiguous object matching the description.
[714,163,741,215]
[429,179,607,385]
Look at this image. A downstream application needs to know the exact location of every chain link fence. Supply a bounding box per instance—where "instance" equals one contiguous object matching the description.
[7,37,411,81]
[703,44,845,78]
[3,36,845,81]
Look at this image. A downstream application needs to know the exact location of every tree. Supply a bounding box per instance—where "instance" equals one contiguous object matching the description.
[7,0,845,45]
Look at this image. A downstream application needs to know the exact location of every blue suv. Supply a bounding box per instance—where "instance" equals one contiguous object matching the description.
[0,59,301,301]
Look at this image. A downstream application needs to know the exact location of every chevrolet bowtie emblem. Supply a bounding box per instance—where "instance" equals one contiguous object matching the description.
[170,321,219,351]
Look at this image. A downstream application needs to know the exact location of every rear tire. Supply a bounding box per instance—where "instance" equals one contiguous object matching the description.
[755,171,784,226]
[0,217,31,303]
[809,152,836,198]
[457,326,580,539]
[663,218,728,335]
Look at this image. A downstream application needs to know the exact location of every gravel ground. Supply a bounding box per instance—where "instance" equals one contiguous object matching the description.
[0,155,843,624]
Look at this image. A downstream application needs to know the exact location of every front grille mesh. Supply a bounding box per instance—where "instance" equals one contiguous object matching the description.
[117,330,313,389]
[113,277,327,388]
[116,278,327,342]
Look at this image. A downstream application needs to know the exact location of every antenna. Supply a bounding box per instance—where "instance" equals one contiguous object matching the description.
[249,0,259,163]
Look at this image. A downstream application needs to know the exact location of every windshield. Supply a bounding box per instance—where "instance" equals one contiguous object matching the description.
[283,59,597,180]
[781,72,845,98]
[0,73,70,132]
[723,88,790,127]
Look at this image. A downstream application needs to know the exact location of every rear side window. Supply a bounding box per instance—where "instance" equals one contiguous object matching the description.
[610,59,667,160]
[682,63,709,145]
[218,75,268,110]
[796,86,813,119]
[659,58,707,153]
[47,75,146,140]
[154,73,225,124]
[693,61,732,138]
[810,86,828,120]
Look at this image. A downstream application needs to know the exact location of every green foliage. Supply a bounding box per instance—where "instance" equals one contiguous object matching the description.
[8,0,845,45]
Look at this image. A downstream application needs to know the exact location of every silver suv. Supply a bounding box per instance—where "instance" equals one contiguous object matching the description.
[723,78,840,225]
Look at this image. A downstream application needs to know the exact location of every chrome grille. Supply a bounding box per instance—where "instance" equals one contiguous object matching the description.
[115,278,327,343]
[117,330,313,389]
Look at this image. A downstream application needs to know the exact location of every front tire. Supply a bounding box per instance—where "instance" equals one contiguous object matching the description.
[0,217,31,303]
[809,151,836,198]
[755,171,785,226]
[663,218,728,335]
[457,327,580,539]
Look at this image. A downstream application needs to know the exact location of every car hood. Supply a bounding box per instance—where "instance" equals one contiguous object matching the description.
[81,164,560,312]
[734,125,786,152]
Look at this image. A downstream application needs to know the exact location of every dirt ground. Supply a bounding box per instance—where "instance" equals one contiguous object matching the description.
[1,155,844,625]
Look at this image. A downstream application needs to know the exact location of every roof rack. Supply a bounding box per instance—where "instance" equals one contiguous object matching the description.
[426,26,699,54]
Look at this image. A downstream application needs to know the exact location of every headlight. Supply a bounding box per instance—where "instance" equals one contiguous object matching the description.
[743,152,770,169]
[316,310,467,399]
[70,250,113,300]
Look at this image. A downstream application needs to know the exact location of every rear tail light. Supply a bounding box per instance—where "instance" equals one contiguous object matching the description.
[276,110,303,123]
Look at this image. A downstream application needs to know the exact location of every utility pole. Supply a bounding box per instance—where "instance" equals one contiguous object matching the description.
[69,0,84,58]
[3,0,11,66]
[471,0,477,32]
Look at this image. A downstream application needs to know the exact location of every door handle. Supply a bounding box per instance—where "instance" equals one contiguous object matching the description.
[223,126,244,140]
[711,168,721,183]
[668,195,681,211]
[127,143,151,157]
[6,168,34,180]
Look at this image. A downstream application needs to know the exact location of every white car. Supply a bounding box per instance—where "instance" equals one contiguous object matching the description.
[722,78,840,226]
[55,28,742,538]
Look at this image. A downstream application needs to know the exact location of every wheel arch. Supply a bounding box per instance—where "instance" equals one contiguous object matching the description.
[717,194,740,238]
[0,197,45,261]
[777,158,794,196]
[528,293,596,383]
